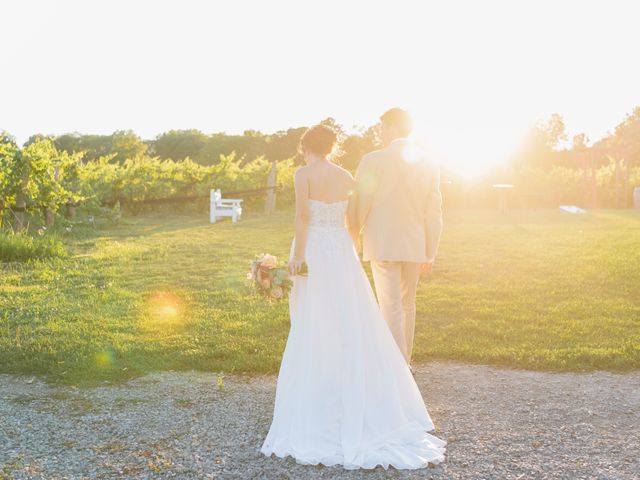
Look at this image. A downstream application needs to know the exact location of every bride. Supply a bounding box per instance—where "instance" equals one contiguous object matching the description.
[260,124,445,470]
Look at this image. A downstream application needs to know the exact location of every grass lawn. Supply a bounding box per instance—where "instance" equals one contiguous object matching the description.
[1,208,639,385]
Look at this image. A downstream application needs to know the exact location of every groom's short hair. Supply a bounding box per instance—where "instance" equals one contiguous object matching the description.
[380,108,413,137]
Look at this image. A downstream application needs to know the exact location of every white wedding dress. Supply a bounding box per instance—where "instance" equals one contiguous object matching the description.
[260,199,446,470]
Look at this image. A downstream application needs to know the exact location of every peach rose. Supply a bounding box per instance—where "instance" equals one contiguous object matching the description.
[260,254,277,269]
[270,286,284,299]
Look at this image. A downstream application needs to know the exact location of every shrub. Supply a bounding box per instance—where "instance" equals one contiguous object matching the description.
[0,231,67,262]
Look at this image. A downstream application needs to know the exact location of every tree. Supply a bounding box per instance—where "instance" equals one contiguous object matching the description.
[572,133,589,150]
[264,127,307,164]
[513,113,567,169]
[25,133,54,147]
[110,130,147,162]
[320,117,346,138]
[340,124,381,172]
[199,132,269,165]
[608,107,640,206]
[55,133,113,161]
[537,113,567,150]
[154,129,209,162]
[613,107,640,162]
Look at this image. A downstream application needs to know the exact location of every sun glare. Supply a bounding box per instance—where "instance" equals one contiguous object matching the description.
[401,144,424,164]
[141,291,184,331]
[410,114,528,179]
[157,305,178,317]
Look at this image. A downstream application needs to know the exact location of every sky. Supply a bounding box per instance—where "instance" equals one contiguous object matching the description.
[3,0,640,174]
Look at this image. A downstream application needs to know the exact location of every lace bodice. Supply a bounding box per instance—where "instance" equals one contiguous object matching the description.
[308,199,347,228]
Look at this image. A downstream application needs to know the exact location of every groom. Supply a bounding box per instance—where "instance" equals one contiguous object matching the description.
[354,108,443,364]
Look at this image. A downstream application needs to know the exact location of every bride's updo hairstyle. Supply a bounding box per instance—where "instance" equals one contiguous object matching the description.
[299,124,341,161]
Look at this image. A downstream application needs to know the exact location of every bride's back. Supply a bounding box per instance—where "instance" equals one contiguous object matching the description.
[305,161,354,204]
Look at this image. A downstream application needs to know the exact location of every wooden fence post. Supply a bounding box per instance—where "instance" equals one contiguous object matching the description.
[264,160,277,215]
[66,203,77,219]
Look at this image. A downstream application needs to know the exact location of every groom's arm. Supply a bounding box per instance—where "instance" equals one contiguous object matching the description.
[424,162,443,264]
[354,154,375,231]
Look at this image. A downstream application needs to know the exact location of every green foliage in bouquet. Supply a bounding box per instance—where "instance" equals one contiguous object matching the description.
[248,253,293,300]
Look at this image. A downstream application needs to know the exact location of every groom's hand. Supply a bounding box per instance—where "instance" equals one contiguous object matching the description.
[420,262,433,275]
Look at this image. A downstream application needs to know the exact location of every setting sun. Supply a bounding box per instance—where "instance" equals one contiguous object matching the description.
[410,115,528,177]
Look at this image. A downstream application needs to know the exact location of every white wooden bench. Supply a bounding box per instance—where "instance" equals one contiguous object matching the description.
[210,189,243,224]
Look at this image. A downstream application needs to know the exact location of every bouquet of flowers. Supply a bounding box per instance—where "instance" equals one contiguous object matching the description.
[247,253,293,299]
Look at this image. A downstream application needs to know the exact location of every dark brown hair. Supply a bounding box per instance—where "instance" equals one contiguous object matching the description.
[380,108,413,137]
[299,124,339,158]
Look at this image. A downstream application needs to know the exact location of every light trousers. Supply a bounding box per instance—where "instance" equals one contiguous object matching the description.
[370,261,421,364]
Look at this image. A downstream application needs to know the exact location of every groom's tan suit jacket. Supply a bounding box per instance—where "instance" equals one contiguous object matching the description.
[355,138,443,363]
[355,138,443,264]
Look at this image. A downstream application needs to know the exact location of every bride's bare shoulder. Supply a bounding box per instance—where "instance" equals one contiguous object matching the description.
[294,165,311,180]
[331,163,355,182]
[329,165,355,195]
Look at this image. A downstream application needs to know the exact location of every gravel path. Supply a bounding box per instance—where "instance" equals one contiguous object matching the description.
[1,362,638,479]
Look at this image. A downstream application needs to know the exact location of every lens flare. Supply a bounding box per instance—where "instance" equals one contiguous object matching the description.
[142,291,185,331]
[157,304,178,317]
[95,349,114,367]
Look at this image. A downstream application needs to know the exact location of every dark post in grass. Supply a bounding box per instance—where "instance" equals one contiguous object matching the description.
[66,203,77,219]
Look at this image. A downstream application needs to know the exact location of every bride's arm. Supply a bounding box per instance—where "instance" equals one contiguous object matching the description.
[346,177,361,251]
[291,168,310,273]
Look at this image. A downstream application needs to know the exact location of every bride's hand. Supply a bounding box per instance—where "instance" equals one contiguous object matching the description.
[353,237,362,255]
[348,230,361,254]
[288,257,304,276]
